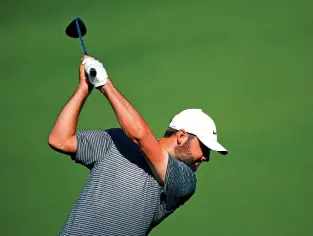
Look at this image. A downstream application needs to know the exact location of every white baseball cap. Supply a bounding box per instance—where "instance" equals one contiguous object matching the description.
[169,109,228,155]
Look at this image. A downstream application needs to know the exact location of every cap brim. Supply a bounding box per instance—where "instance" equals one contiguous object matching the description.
[198,137,228,155]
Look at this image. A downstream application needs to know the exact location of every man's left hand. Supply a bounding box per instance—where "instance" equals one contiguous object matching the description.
[82,56,108,88]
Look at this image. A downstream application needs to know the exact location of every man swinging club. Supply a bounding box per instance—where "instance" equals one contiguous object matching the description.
[48,55,228,236]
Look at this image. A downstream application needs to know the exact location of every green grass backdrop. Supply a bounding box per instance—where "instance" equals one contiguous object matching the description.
[1,0,312,235]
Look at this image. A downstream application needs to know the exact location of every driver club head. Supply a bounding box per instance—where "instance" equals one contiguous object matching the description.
[65,18,95,74]
[65,17,87,38]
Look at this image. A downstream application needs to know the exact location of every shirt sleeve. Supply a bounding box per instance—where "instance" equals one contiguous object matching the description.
[71,130,113,169]
[163,155,197,211]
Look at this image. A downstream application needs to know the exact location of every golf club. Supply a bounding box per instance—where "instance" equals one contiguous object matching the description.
[65,17,97,77]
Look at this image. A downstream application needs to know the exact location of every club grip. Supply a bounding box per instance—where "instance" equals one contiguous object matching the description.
[90,68,97,77]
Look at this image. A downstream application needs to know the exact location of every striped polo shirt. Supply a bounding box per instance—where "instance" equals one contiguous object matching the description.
[58,128,196,236]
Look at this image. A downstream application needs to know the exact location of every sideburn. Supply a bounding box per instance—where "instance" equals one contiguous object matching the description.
[174,139,195,170]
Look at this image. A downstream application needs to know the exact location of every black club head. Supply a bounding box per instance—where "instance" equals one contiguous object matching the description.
[65,17,87,38]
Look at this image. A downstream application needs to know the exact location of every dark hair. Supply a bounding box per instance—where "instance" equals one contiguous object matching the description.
[163,128,178,138]
[163,128,196,141]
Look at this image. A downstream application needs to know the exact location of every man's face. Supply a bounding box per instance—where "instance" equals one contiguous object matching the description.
[174,130,211,171]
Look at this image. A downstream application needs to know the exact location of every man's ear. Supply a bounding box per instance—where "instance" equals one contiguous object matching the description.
[176,129,188,146]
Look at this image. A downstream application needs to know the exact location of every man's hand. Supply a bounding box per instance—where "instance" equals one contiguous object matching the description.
[82,56,108,88]
[78,56,93,93]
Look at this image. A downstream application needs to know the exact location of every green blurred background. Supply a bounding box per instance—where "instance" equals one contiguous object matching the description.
[1,0,312,235]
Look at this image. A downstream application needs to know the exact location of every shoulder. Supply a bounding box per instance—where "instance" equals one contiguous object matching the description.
[105,128,127,137]
[105,128,136,146]
[166,156,197,191]
[77,128,124,139]
[163,155,197,210]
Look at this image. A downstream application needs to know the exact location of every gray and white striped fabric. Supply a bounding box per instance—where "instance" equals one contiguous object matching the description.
[58,128,196,236]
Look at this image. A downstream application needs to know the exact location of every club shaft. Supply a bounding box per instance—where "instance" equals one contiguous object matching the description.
[74,18,96,77]
[75,18,88,55]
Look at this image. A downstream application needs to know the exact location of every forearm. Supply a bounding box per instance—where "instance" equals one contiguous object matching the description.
[99,79,149,140]
[49,86,90,145]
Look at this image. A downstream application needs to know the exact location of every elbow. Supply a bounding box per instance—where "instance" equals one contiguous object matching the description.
[125,120,151,141]
[133,126,149,141]
[136,126,146,140]
[48,133,64,150]
[48,133,57,149]
[48,132,76,153]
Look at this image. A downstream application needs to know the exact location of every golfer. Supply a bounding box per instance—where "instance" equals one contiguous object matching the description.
[49,56,228,236]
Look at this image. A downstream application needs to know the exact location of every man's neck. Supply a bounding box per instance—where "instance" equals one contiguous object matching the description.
[159,137,196,171]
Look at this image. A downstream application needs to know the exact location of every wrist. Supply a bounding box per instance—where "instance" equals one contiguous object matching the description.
[77,84,92,96]
[98,78,112,94]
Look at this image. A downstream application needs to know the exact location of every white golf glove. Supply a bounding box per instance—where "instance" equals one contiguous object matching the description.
[82,57,108,88]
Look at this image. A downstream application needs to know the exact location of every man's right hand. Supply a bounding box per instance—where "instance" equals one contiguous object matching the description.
[79,56,93,93]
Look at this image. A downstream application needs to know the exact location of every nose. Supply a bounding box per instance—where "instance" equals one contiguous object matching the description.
[201,156,209,162]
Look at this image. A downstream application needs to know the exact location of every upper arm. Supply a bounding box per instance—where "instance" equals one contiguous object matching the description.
[135,131,169,184]
[48,133,77,154]
[71,130,113,168]
[50,130,113,169]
